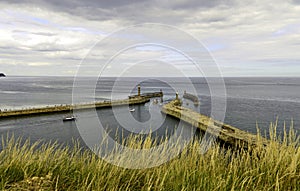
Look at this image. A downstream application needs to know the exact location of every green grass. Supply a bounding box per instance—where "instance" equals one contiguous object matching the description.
[0,124,299,191]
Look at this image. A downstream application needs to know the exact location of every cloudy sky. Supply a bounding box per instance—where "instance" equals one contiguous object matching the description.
[1,0,300,76]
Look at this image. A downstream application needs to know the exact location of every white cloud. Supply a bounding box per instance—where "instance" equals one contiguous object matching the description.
[0,0,300,76]
[27,62,51,66]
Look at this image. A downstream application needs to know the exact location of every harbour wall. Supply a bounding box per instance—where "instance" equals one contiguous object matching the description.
[161,99,267,149]
[0,92,163,118]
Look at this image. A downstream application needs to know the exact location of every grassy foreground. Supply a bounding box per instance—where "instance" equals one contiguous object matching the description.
[0,125,299,191]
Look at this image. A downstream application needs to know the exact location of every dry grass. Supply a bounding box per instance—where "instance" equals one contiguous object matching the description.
[0,123,299,191]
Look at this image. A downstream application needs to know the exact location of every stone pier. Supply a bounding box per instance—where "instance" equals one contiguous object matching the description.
[161,99,267,149]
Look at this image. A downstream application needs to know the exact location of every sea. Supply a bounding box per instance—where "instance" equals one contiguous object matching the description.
[0,76,299,149]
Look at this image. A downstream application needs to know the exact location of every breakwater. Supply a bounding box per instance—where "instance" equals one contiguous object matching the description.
[161,99,267,149]
[0,92,163,118]
[128,91,163,99]
[183,91,200,106]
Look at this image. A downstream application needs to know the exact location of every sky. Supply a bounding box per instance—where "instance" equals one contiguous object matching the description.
[1,0,300,77]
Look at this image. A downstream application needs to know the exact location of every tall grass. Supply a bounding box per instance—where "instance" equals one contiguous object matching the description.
[0,123,299,191]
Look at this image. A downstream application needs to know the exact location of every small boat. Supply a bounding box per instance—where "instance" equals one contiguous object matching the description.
[63,116,76,122]
[129,108,135,112]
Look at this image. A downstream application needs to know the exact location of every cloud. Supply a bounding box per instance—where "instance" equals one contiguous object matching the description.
[0,0,300,76]
[27,62,52,66]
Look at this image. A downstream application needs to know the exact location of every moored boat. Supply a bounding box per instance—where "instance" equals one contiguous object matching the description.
[63,116,76,121]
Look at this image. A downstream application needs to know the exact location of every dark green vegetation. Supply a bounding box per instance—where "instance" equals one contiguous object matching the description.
[0,124,299,191]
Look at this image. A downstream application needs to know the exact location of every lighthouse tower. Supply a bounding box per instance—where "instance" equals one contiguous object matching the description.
[138,84,141,96]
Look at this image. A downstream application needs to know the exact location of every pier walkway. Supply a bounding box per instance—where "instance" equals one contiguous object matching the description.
[183,91,200,106]
[0,91,163,118]
[161,99,267,149]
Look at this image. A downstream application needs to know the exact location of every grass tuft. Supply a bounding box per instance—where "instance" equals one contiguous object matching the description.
[0,123,299,191]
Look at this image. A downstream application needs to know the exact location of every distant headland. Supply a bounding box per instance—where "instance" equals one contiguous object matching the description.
[0,73,6,77]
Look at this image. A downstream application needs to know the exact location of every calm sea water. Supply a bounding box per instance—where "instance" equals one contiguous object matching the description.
[0,76,299,148]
